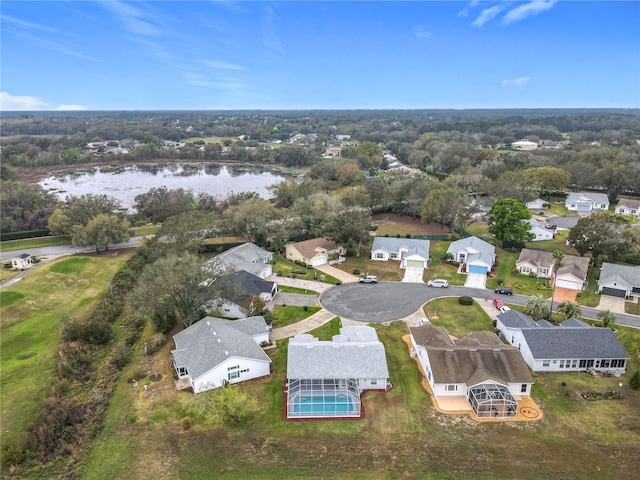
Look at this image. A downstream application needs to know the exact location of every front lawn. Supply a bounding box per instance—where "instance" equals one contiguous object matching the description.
[271,255,339,284]
[270,305,321,328]
[422,297,495,337]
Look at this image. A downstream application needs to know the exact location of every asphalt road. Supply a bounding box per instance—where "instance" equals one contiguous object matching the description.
[0,236,145,262]
[320,282,640,329]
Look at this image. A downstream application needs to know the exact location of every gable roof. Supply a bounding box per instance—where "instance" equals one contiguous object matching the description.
[230,270,275,298]
[556,255,590,281]
[566,192,610,206]
[521,327,628,360]
[599,262,640,288]
[210,243,272,277]
[447,236,495,266]
[12,253,31,260]
[617,198,640,210]
[497,310,539,329]
[288,237,339,260]
[410,325,533,385]
[516,248,554,268]
[172,316,270,380]
[287,326,389,379]
[371,236,430,259]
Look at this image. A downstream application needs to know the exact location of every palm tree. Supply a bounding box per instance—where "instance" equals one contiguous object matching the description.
[549,250,564,314]
[597,309,616,328]
[524,294,551,320]
[557,301,582,319]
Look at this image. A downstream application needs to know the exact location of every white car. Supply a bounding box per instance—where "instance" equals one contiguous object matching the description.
[500,306,511,313]
[427,279,449,288]
[419,317,431,325]
[359,275,378,283]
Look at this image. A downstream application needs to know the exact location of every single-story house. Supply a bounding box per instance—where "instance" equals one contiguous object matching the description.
[565,192,610,213]
[285,238,344,267]
[410,325,534,419]
[555,255,590,291]
[446,236,495,275]
[546,216,579,231]
[496,311,628,374]
[526,218,554,241]
[525,198,548,210]
[171,316,271,394]
[10,253,33,270]
[516,249,554,278]
[615,198,640,218]
[285,326,389,419]
[214,270,278,319]
[208,242,273,279]
[597,262,640,298]
[511,140,538,151]
[370,237,430,269]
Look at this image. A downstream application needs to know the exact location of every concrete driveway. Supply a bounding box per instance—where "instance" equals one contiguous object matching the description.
[597,295,627,314]
[402,267,424,283]
[314,264,360,283]
[464,273,486,288]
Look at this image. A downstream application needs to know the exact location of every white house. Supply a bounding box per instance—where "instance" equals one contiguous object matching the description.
[615,198,640,218]
[555,255,590,291]
[370,237,430,269]
[410,325,533,419]
[525,198,548,211]
[285,326,389,419]
[208,243,273,279]
[515,248,555,278]
[171,316,271,394]
[565,192,610,213]
[526,218,554,241]
[446,236,495,275]
[597,262,640,298]
[496,311,628,374]
[511,140,538,151]
[10,253,32,270]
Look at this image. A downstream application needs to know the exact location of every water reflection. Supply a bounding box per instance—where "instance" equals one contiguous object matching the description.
[39,164,286,209]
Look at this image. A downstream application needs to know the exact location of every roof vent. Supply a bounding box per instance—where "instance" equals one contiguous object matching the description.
[224,350,229,355]
[217,339,221,343]
[470,349,477,352]
[213,331,217,335]
[306,345,314,349]
[493,348,501,352]
[206,321,210,325]
[446,349,454,352]
[358,345,365,348]
[332,345,340,348]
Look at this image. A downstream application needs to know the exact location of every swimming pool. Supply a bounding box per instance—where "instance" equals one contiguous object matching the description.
[291,394,356,415]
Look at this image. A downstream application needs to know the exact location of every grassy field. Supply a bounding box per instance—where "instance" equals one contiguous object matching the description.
[272,255,340,284]
[270,305,321,328]
[0,251,134,454]
[277,285,317,294]
[78,292,640,479]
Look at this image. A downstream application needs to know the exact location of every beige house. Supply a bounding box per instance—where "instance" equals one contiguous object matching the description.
[615,198,640,218]
[285,238,344,267]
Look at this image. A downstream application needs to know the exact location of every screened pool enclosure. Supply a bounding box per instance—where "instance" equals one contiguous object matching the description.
[468,382,518,419]
[286,378,361,418]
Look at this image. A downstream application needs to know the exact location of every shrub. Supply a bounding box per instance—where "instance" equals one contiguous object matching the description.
[146,332,166,355]
[181,417,193,430]
[352,269,361,275]
[629,370,640,390]
[458,296,474,305]
[62,317,112,345]
[496,278,504,285]
[110,344,132,370]
[406,234,411,238]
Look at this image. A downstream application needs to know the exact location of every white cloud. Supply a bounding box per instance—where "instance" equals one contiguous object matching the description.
[0,92,86,111]
[413,25,434,39]
[99,0,159,36]
[201,60,246,71]
[472,6,505,27]
[503,0,558,25]
[501,77,530,86]
[2,14,63,34]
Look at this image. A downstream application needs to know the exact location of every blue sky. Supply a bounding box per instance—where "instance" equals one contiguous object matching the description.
[1,1,639,110]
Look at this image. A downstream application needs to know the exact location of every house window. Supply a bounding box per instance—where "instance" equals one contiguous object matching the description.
[521,384,527,393]
[228,371,239,380]
[586,360,594,368]
[371,379,378,385]
[446,385,457,392]
[601,360,610,368]
[632,210,638,214]
[539,268,549,276]
[543,360,550,367]
[390,253,398,259]
[579,360,587,368]
[376,253,384,259]
[178,367,188,376]
[559,360,565,368]
[571,360,577,368]
[241,368,249,373]
[521,266,531,274]
[228,365,239,371]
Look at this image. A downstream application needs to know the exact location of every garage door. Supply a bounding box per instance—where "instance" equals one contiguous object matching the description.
[556,279,580,290]
[311,257,327,267]
[577,204,591,211]
[406,260,424,268]
[469,264,487,274]
[601,287,626,298]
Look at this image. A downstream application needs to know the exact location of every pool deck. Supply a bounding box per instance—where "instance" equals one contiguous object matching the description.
[402,334,543,423]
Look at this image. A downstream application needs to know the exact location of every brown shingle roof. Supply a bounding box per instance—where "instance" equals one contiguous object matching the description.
[617,198,640,210]
[516,248,554,268]
[556,255,590,281]
[289,237,339,260]
[410,325,533,385]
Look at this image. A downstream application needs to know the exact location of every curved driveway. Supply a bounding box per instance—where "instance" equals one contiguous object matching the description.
[320,282,640,328]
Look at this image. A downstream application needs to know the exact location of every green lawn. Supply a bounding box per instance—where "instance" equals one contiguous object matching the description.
[277,285,317,295]
[271,255,340,284]
[0,235,72,252]
[422,297,495,337]
[270,305,321,328]
[0,252,133,453]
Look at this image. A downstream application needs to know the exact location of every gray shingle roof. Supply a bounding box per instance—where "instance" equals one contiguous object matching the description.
[447,236,495,267]
[598,262,640,288]
[521,327,628,360]
[516,248,554,269]
[172,316,270,380]
[410,325,533,385]
[210,243,272,277]
[556,255,590,282]
[287,326,389,379]
[230,270,275,298]
[617,198,640,210]
[566,192,610,206]
[497,310,539,329]
[371,237,430,259]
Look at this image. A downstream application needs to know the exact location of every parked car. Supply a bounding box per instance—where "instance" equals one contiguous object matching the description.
[359,275,378,283]
[493,298,504,310]
[427,279,449,288]
[500,305,511,313]
[418,317,431,325]
[494,286,513,295]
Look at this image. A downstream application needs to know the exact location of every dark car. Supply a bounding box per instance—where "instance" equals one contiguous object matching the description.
[494,286,513,295]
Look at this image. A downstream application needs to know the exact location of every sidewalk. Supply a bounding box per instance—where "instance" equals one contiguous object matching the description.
[271,308,336,341]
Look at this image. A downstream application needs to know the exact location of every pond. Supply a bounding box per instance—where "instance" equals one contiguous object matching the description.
[39,164,287,209]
